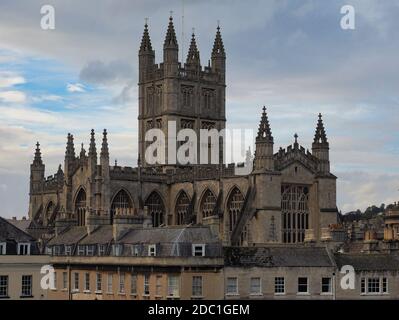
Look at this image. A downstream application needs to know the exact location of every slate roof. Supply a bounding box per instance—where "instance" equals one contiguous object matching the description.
[7,219,32,233]
[334,253,399,271]
[0,216,35,242]
[79,226,113,245]
[224,246,335,267]
[119,226,219,244]
[47,226,87,245]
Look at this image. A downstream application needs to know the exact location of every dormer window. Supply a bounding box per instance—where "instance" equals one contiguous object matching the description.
[131,245,140,256]
[112,244,123,256]
[98,244,106,256]
[192,244,205,257]
[18,243,30,255]
[148,244,156,257]
[65,245,73,256]
[86,245,95,256]
[0,243,6,255]
[77,245,85,256]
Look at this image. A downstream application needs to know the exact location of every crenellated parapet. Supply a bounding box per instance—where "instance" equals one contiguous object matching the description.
[274,141,318,173]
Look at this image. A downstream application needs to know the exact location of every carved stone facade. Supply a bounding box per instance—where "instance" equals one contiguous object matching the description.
[27,17,338,247]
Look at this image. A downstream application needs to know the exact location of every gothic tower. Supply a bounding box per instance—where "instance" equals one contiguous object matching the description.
[254,106,274,171]
[28,142,45,219]
[312,113,330,174]
[138,16,226,167]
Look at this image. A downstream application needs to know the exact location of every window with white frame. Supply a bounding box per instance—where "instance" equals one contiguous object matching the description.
[113,244,123,256]
[0,275,8,297]
[226,277,238,295]
[144,274,150,295]
[148,244,156,257]
[96,273,102,292]
[131,274,137,295]
[119,273,125,294]
[62,272,67,290]
[86,245,94,256]
[65,245,73,256]
[84,273,90,292]
[21,275,32,297]
[156,275,162,296]
[274,277,285,294]
[192,244,205,257]
[361,277,388,295]
[18,243,30,255]
[73,273,79,292]
[321,277,332,294]
[167,275,180,298]
[77,245,85,256]
[250,277,261,295]
[297,277,308,294]
[0,243,6,255]
[98,244,106,256]
[192,276,203,297]
[107,274,113,293]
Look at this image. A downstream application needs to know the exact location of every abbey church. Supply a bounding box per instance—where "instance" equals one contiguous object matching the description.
[28,16,339,247]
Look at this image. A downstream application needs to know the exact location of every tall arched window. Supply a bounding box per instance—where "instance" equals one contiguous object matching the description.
[227,187,244,232]
[175,191,190,225]
[200,189,216,219]
[145,191,165,227]
[45,201,54,223]
[75,188,87,226]
[281,185,309,243]
[111,190,133,223]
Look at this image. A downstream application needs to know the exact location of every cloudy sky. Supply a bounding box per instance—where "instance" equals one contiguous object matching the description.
[0,0,398,218]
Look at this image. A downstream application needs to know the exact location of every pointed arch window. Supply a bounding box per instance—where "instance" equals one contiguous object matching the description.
[281,185,309,243]
[200,189,216,219]
[175,191,190,225]
[227,187,244,232]
[45,201,54,223]
[75,189,87,226]
[111,190,134,222]
[145,191,165,227]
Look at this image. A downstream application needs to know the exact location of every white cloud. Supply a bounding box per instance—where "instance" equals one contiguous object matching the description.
[0,71,25,88]
[31,94,63,103]
[67,83,85,93]
[0,90,26,103]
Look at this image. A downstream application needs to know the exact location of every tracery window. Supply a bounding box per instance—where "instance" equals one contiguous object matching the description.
[45,201,54,223]
[75,188,87,226]
[145,191,165,227]
[175,191,190,225]
[200,189,216,219]
[281,184,309,243]
[111,190,133,222]
[227,187,244,232]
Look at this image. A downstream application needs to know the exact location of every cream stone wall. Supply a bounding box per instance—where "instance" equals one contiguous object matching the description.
[0,255,50,300]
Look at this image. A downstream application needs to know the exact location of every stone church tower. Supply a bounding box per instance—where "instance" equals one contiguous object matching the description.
[138,16,226,167]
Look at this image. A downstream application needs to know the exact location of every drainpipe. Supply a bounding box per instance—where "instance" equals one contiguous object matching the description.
[68,266,71,300]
